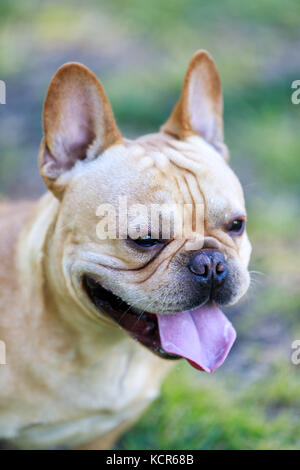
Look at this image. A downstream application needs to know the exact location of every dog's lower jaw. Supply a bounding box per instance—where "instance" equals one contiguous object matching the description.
[0,193,172,450]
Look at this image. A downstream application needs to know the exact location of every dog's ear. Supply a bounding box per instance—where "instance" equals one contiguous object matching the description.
[39,62,122,196]
[161,50,228,159]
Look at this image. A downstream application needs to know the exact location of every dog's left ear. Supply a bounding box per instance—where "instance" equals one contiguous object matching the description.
[39,62,122,197]
[161,50,228,159]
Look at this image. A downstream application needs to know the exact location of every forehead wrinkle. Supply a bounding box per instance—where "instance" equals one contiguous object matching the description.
[129,137,209,239]
[130,134,205,176]
[175,174,192,205]
[158,139,244,224]
[149,144,207,232]
[184,172,205,234]
[127,134,243,231]
[142,149,206,237]
[160,145,202,175]
[184,171,204,207]
[132,134,241,194]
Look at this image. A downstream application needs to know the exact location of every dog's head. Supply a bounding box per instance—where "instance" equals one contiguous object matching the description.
[39,51,251,372]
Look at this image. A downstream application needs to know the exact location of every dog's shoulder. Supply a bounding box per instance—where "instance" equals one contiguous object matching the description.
[0,200,36,289]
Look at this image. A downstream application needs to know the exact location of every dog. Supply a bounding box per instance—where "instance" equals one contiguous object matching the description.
[0,50,251,450]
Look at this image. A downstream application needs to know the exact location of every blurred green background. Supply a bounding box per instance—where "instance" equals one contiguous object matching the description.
[0,0,300,450]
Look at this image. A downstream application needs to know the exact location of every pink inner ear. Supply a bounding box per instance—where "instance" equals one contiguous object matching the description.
[188,67,216,142]
[43,124,95,172]
[41,62,122,188]
[48,90,99,170]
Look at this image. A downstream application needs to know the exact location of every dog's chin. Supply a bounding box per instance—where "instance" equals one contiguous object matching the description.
[82,275,181,360]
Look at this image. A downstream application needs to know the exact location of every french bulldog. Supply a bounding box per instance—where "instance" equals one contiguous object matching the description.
[0,50,251,449]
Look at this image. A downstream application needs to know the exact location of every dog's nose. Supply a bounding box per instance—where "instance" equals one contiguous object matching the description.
[188,249,228,285]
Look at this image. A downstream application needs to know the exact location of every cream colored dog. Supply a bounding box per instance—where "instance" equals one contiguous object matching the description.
[0,50,251,450]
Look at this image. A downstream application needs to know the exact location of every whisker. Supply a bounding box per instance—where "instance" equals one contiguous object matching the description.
[249,270,266,277]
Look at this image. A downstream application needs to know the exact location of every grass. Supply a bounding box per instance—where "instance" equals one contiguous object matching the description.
[120,363,300,450]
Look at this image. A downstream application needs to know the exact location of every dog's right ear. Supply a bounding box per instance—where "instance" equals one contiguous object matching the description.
[161,50,228,160]
[39,63,122,197]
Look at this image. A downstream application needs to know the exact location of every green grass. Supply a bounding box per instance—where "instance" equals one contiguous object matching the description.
[120,363,300,450]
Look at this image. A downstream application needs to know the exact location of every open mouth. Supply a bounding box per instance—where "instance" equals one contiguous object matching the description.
[83,275,180,360]
[83,275,237,373]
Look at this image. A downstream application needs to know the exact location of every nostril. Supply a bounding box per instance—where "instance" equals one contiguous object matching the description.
[216,262,226,275]
[188,253,211,278]
[197,264,208,277]
[214,261,228,283]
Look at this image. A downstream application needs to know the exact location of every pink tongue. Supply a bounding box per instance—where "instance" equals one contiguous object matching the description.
[157,304,236,373]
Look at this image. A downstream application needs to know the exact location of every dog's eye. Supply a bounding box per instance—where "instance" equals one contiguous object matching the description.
[130,235,161,248]
[228,218,245,235]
